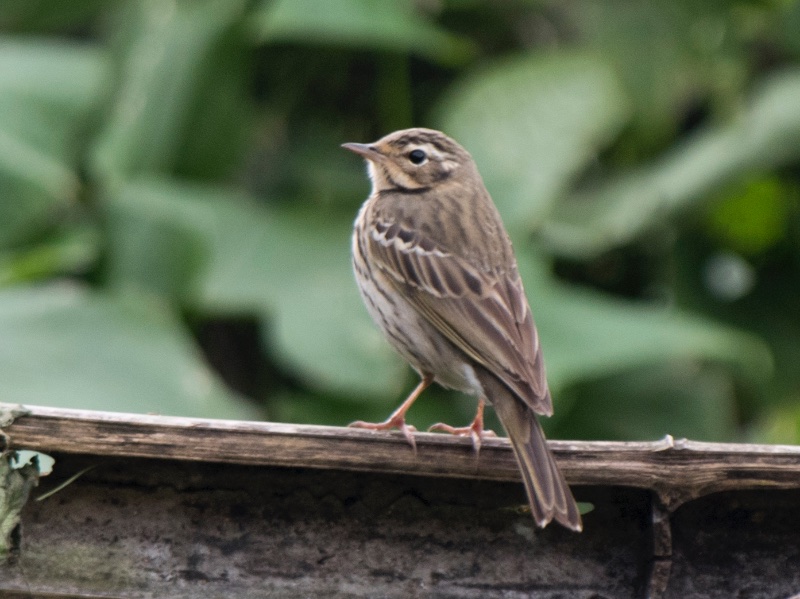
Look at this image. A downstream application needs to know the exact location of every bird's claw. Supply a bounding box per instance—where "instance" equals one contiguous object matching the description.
[349,417,418,451]
[428,422,497,454]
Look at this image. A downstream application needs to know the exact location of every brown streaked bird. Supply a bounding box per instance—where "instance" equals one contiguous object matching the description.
[343,127,581,532]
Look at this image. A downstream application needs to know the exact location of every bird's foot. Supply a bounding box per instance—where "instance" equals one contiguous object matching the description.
[349,375,433,452]
[349,416,419,451]
[428,421,497,454]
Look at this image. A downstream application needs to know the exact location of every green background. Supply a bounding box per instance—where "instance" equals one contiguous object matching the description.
[1,0,799,443]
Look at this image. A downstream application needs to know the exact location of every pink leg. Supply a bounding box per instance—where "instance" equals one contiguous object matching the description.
[350,374,434,451]
[428,398,497,454]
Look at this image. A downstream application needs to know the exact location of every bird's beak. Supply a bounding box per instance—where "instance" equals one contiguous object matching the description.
[342,142,384,162]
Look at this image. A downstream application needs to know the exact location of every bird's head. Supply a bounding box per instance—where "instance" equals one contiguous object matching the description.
[343,128,473,192]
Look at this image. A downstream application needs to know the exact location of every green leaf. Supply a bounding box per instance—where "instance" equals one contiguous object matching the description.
[249,0,474,65]
[669,232,800,417]
[0,37,108,123]
[104,193,208,301]
[0,226,100,287]
[437,53,628,229]
[0,285,257,419]
[550,363,739,442]
[0,1,108,32]
[544,69,800,258]
[104,178,406,399]
[173,34,254,181]
[779,1,800,58]
[753,403,800,445]
[564,0,744,148]
[516,251,773,395]
[0,37,108,247]
[90,0,250,181]
[705,176,795,256]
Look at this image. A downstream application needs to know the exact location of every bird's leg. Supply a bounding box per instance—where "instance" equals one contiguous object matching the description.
[428,397,497,454]
[349,374,434,451]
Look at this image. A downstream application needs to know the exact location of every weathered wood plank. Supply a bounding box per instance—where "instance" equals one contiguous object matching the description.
[2,404,800,598]
[4,404,800,508]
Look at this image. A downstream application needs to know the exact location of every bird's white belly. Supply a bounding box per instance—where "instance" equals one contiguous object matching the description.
[353,248,481,397]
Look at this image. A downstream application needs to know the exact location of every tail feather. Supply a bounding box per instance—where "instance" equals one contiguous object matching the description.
[487,376,582,532]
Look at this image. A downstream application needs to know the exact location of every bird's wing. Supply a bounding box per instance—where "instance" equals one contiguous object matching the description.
[365,216,553,416]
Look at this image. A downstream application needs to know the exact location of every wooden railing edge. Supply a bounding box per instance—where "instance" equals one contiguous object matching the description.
[3,403,800,509]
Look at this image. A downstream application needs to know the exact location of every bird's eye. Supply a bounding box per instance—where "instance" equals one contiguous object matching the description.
[408,149,427,165]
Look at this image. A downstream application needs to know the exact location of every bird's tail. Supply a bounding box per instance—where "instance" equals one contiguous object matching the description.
[488,379,582,532]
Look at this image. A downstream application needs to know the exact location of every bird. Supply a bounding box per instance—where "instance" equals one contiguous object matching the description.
[343,127,582,532]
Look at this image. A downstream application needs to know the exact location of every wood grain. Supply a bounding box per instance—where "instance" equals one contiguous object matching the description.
[4,403,800,509]
[3,403,800,598]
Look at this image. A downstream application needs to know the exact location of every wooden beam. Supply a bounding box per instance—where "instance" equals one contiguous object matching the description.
[4,404,800,508]
[3,404,800,598]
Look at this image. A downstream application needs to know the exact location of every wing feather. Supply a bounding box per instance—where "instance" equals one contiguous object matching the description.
[367,217,552,415]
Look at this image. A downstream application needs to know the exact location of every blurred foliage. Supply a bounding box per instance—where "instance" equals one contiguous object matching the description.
[0,0,798,443]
